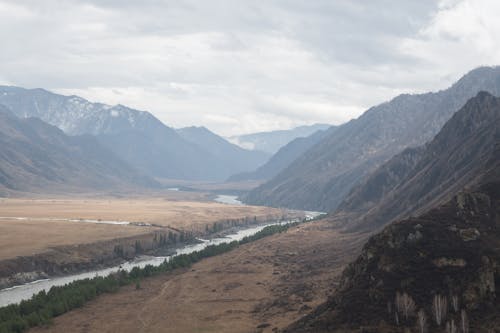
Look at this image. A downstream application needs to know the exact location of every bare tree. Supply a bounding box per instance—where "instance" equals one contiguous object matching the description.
[451,295,459,312]
[432,294,448,326]
[446,320,457,333]
[395,292,416,320]
[416,309,428,333]
[460,309,469,333]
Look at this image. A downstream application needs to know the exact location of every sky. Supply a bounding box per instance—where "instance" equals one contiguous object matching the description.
[0,0,499,136]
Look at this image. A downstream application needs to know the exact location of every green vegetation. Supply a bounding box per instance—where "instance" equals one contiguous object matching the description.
[0,222,297,333]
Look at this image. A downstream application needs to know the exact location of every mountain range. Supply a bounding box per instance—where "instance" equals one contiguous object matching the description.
[228,123,331,154]
[0,86,269,182]
[286,90,500,333]
[335,91,500,232]
[227,126,332,182]
[0,106,155,195]
[242,66,500,212]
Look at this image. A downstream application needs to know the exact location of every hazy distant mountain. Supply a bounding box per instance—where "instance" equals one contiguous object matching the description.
[0,86,264,181]
[335,91,500,232]
[228,123,331,154]
[243,66,500,211]
[0,106,156,194]
[176,126,270,174]
[228,127,333,182]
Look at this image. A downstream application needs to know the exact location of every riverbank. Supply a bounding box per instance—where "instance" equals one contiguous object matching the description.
[0,196,291,290]
[0,222,304,333]
[29,219,367,333]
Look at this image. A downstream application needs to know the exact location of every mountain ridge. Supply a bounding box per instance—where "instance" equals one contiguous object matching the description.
[243,66,500,211]
[0,86,268,181]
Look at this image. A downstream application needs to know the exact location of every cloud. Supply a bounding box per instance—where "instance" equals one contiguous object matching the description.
[0,1,498,136]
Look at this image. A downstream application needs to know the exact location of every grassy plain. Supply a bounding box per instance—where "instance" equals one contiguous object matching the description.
[0,196,283,260]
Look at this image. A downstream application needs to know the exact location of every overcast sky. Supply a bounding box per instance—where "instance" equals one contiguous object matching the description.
[0,0,499,136]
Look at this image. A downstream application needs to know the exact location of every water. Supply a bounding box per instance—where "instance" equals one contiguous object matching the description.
[213,195,243,205]
[0,220,294,307]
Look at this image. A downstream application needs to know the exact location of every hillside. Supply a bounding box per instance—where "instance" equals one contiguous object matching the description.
[0,87,266,181]
[287,180,500,332]
[0,107,156,195]
[335,91,500,232]
[243,66,500,211]
[228,124,331,154]
[228,127,332,182]
[176,126,270,175]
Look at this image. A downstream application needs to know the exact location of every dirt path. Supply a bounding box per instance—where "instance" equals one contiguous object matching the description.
[31,220,367,333]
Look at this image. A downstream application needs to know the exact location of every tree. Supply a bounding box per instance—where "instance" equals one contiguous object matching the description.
[445,319,457,333]
[451,295,459,312]
[460,309,469,333]
[432,294,448,326]
[416,309,428,333]
[395,292,416,320]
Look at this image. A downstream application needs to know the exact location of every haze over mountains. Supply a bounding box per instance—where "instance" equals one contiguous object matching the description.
[0,87,270,182]
[228,127,333,182]
[228,123,331,154]
[243,66,500,212]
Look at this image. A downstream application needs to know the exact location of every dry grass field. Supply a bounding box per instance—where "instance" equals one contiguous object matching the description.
[0,197,283,261]
[30,220,367,333]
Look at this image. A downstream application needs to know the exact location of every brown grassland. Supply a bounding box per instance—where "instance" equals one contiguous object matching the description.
[30,220,367,333]
[0,196,283,261]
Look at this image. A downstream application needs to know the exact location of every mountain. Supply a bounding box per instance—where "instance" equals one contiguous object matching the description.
[228,123,331,154]
[0,106,156,195]
[243,66,500,211]
[0,86,259,181]
[287,180,500,332]
[228,127,332,182]
[335,91,500,232]
[176,126,270,175]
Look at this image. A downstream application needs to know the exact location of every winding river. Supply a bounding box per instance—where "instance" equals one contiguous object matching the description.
[0,221,299,307]
[0,194,323,307]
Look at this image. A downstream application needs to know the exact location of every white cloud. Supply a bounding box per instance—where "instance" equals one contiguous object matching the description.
[0,1,499,136]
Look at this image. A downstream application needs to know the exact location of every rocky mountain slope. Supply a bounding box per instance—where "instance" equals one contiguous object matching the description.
[243,66,500,211]
[334,91,500,232]
[287,180,500,332]
[228,123,331,154]
[0,87,267,181]
[0,107,156,195]
[228,127,332,182]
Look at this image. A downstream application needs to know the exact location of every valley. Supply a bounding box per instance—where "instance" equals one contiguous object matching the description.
[28,220,367,333]
[0,193,291,291]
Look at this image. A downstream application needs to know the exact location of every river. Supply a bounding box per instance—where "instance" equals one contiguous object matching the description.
[213,194,243,205]
[0,194,324,307]
[0,219,301,307]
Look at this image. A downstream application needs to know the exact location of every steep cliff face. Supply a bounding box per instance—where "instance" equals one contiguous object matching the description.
[287,181,500,332]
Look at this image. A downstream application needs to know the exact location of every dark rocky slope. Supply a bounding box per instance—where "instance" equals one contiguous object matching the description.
[244,66,500,211]
[335,91,500,232]
[287,180,500,332]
